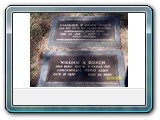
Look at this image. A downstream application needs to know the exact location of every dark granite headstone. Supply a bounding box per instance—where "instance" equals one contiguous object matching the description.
[49,16,121,48]
[38,51,125,87]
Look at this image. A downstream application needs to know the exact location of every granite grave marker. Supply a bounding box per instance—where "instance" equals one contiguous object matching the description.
[38,51,125,87]
[49,16,121,48]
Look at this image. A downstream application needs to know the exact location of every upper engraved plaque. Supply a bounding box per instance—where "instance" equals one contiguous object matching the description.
[55,19,115,42]
[49,16,121,48]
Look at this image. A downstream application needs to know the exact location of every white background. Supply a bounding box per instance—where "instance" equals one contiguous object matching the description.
[13,13,145,88]
[0,0,159,120]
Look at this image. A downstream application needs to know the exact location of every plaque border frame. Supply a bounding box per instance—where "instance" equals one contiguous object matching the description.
[5,5,153,113]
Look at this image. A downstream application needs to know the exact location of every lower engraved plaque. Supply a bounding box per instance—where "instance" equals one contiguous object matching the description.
[38,51,125,87]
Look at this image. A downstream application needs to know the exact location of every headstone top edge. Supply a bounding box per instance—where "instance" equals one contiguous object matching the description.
[52,16,120,21]
[43,50,123,57]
